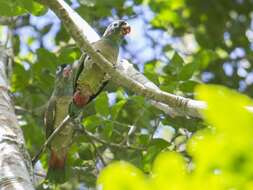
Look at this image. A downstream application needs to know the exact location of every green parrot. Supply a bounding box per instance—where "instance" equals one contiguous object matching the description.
[69,20,131,116]
[44,64,74,182]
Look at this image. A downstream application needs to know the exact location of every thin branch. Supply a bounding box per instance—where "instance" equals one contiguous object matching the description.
[150,118,161,140]
[32,115,71,165]
[116,59,205,118]
[77,128,144,151]
[98,116,131,128]
[34,172,46,178]
[0,17,18,25]
[15,106,42,119]
[79,126,106,166]
[120,106,146,146]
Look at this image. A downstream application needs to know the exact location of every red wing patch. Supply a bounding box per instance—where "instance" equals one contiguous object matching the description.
[73,90,90,107]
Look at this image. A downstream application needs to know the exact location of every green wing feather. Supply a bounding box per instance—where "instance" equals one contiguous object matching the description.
[73,53,88,91]
[44,97,56,139]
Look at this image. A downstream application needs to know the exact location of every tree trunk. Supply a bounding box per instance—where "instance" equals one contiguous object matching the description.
[0,45,34,189]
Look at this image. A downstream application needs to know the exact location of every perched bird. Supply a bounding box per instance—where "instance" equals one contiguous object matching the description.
[44,64,74,182]
[69,20,131,116]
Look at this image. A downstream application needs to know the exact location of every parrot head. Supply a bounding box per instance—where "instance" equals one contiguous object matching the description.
[55,64,72,81]
[54,64,73,93]
[103,20,131,38]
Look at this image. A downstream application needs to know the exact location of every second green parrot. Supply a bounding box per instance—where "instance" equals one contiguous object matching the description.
[44,64,74,182]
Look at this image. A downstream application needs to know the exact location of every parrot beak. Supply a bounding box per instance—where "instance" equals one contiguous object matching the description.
[121,23,131,35]
[63,65,72,78]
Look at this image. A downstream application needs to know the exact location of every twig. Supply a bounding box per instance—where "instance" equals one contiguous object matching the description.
[99,116,130,128]
[0,17,18,25]
[32,115,71,165]
[120,106,146,146]
[76,128,144,151]
[80,126,106,166]
[34,172,46,178]
[15,106,41,119]
[150,118,161,141]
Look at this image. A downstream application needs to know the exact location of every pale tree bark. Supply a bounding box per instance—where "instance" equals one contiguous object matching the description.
[0,40,34,189]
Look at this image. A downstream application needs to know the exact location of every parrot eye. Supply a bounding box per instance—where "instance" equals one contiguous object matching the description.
[56,66,62,75]
[120,21,127,26]
[113,23,118,27]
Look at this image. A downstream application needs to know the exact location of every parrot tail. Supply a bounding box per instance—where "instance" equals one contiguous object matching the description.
[47,150,67,183]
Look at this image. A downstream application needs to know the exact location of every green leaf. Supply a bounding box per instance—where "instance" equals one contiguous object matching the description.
[0,0,46,16]
[19,0,47,16]
[55,25,71,44]
[111,100,126,120]
[97,162,148,190]
[178,62,198,81]
[78,143,94,160]
[160,81,178,93]
[0,0,26,16]
[11,63,30,91]
[194,49,217,70]
[174,135,187,147]
[152,151,187,186]
[143,138,170,172]
[58,47,81,64]
[40,23,53,35]
[152,9,183,29]
[95,92,110,116]
[195,85,253,133]
[179,80,199,93]
[188,84,253,177]
[144,61,160,84]
[21,121,44,154]
[149,138,171,149]
[170,52,184,70]
[35,48,58,72]
[13,34,20,55]
[136,134,150,146]
[83,115,102,132]
[101,121,113,139]
[163,52,184,77]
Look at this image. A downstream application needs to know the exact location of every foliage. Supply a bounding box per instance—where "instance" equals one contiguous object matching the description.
[97,85,253,190]
[0,0,46,16]
[150,0,253,94]
[0,0,252,189]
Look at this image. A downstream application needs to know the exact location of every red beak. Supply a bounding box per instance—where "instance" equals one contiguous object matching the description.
[63,66,72,78]
[121,24,131,35]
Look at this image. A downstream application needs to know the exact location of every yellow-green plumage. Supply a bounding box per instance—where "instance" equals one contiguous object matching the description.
[48,96,73,154]
[76,39,119,95]
[70,20,130,116]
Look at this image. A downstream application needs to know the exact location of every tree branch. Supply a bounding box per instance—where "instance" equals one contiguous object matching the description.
[77,128,144,151]
[0,44,34,189]
[79,127,106,166]
[0,17,17,26]
[116,59,206,118]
